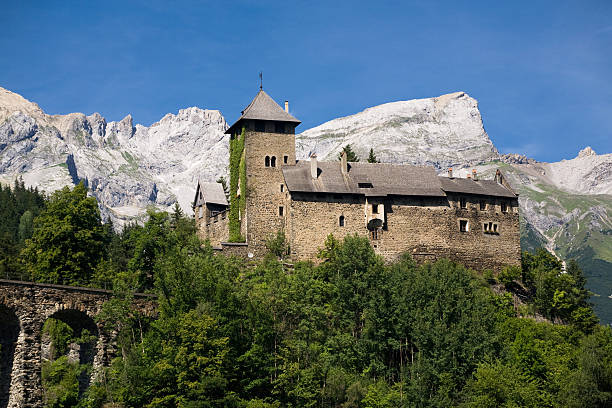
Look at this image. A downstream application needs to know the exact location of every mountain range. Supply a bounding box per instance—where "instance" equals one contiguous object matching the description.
[1,86,610,322]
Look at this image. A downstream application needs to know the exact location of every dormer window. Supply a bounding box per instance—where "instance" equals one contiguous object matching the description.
[358,182,373,188]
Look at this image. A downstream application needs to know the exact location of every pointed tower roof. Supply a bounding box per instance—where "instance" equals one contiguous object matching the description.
[225,90,301,134]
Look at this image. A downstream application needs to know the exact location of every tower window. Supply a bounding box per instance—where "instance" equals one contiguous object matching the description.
[271,156,277,167]
[460,197,467,209]
[501,202,508,213]
[255,121,265,132]
[265,156,270,167]
[339,215,345,227]
[370,229,381,240]
[280,184,284,192]
[279,206,284,216]
[284,155,288,164]
[372,204,379,214]
[459,219,468,232]
[479,200,486,211]
[483,222,500,234]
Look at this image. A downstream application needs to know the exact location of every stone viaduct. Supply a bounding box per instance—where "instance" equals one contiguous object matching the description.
[0,279,156,408]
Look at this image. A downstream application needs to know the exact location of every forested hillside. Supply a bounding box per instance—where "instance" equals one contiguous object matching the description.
[1,184,611,407]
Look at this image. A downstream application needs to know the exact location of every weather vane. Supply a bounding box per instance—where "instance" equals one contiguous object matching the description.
[259,71,263,90]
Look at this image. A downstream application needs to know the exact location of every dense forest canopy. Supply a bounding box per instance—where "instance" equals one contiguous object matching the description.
[1,183,611,407]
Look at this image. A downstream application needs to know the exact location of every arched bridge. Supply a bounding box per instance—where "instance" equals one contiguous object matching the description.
[0,279,156,408]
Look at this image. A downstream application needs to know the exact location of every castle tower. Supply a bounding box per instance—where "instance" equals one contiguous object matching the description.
[225,89,300,254]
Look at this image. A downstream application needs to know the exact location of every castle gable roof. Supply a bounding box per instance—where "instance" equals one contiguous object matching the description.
[194,181,228,207]
[439,176,517,198]
[282,161,445,197]
[226,90,301,134]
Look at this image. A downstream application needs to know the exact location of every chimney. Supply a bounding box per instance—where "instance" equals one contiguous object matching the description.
[472,169,478,181]
[285,100,289,113]
[310,153,318,179]
[495,169,503,184]
[340,150,348,175]
[448,167,453,178]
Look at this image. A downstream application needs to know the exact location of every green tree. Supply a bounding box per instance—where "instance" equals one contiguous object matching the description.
[338,144,360,162]
[146,309,230,407]
[367,148,379,163]
[22,182,108,286]
[17,210,34,243]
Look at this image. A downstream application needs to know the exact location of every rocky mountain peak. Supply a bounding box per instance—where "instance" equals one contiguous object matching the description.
[578,146,597,158]
[296,91,499,169]
[0,87,46,122]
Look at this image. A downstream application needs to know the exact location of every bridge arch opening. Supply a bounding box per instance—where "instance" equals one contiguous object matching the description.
[41,309,99,403]
[0,305,19,408]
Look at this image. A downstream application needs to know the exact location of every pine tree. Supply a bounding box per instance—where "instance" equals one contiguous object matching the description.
[367,148,379,163]
[338,144,360,162]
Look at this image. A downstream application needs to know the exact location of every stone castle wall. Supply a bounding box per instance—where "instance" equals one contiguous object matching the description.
[206,211,229,247]
[244,125,295,256]
[287,193,520,270]
[195,207,229,247]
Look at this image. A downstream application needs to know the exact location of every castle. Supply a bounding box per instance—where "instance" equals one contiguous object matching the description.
[193,89,521,270]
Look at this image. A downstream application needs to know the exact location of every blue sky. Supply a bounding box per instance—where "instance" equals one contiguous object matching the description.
[1,1,611,162]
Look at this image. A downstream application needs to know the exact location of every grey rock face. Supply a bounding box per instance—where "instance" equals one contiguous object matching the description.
[0,87,228,228]
[296,92,499,169]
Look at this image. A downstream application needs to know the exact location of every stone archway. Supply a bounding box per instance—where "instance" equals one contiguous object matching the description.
[0,305,19,408]
[41,309,99,402]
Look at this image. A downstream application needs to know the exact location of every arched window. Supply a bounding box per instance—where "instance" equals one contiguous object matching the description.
[265,156,270,167]
[271,156,277,167]
[339,215,345,227]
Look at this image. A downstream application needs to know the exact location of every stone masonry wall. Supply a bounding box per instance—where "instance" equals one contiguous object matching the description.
[288,193,368,259]
[287,193,521,271]
[244,124,296,256]
[0,280,155,408]
[207,211,229,247]
[195,206,229,247]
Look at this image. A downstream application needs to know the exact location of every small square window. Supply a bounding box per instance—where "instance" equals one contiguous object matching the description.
[459,220,468,232]
[460,198,467,209]
[279,206,284,216]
